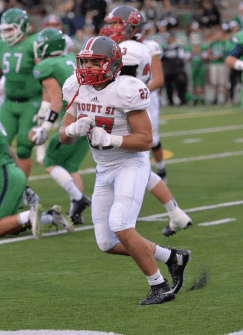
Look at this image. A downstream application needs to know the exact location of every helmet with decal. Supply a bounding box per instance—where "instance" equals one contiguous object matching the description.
[0,8,30,46]
[76,36,123,85]
[100,5,144,43]
[33,28,66,60]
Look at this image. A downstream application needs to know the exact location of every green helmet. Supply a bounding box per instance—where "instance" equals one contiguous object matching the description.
[33,28,66,60]
[0,8,30,46]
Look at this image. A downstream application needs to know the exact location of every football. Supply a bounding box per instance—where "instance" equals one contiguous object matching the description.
[28,126,48,145]
[28,127,38,145]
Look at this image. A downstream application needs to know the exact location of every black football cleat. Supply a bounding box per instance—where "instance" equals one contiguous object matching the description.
[69,195,91,224]
[167,249,191,294]
[139,279,175,305]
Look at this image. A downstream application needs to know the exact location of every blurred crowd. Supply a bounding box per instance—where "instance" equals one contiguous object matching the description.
[0,0,242,105]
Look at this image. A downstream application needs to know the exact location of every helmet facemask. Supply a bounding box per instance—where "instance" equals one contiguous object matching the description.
[76,54,116,86]
[100,12,141,43]
[0,19,29,46]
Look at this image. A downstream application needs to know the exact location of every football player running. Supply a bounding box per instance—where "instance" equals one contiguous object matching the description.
[32,28,91,225]
[59,36,191,304]
[0,121,73,239]
[100,5,192,237]
[0,8,43,178]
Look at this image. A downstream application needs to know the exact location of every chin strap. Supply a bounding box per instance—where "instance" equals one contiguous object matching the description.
[66,85,81,110]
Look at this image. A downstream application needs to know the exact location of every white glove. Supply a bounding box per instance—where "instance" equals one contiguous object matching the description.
[31,126,49,145]
[65,117,93,137]
[90,127,123,148]
[33,101,51,126]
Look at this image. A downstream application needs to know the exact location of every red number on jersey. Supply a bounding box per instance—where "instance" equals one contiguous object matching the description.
[143,63,151,76]
[139,88,148,99]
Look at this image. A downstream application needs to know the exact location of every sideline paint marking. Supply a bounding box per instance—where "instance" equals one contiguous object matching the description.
[160,109,236,121]
[159,125,243,138]
[28,151,243,182]
[0,226,94,245]
[1,201,242,245]
[182,138,202,144]
[198,218,236,226]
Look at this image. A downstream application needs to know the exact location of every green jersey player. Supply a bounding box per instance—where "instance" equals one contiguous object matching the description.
[0,8,43,177]
[0,121,73,238]
[32,28,90,225]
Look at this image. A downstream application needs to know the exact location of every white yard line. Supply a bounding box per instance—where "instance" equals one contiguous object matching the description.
[198,218,236,226]
[159,125,243,138]
[0,331,122,335]
[0,226,94,245]
[1,201,242,245]
[28,150,243,181]
[138,200,243,221]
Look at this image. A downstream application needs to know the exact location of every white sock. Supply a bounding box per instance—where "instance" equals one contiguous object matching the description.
[146,269,164,286]
[155,160,165,171]
[18,210,31,225]
[41,214,53,225]
[164,198,178,212]
[154,245,171,264]
[50,166,82,200]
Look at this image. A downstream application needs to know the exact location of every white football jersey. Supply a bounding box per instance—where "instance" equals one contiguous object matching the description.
[143,39,163,88]
[119,40,151,85]
[63,34,74,55]
[63,74,150,167]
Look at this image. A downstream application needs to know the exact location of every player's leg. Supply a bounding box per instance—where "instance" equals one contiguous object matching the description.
[147,171,192,235]
[148,91,167,183]
[0,100,18,147]
[44,133,90,224]
[16,98,41,177]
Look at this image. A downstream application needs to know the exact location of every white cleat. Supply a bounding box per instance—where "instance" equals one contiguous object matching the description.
[47,205,74,232]
[29,204,42,239]
[162,207,192,237]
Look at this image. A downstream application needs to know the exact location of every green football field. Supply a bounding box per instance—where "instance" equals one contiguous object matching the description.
[0,104,243,335]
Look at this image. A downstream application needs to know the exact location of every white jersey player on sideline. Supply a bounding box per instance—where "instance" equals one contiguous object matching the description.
[59,36,191,305]
[100,5,192,236]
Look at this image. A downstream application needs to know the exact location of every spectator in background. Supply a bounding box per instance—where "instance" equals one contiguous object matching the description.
[58,0,106,36]
[159,0,178,29]
[231,3,243,31]
[200,0,221,28]
[161,33,188,106]
[143,0,158,23]
[225,21,242,105]
[57,0,85,36]
[71,23,95,53]
[186,43,208,105]
[156,20,168,48]
[207,25,228,104]
[0,0,10,20]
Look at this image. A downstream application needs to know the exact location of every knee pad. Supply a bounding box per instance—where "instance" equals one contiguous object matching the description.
[94,222,119,252]
[147,171,161,191]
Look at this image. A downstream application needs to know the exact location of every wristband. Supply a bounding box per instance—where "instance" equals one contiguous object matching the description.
[234,60,243,71]
[110,135,123,148]
[45,109,59,123]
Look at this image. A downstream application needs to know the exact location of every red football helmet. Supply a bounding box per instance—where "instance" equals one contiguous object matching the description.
[76,36,123,86]
[100,5,144,43]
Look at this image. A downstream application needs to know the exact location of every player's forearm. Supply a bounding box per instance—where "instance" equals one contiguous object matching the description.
[120,133,152,151]
[58,125,77,144]
[225,56,242,70]
[148,77,164,92]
